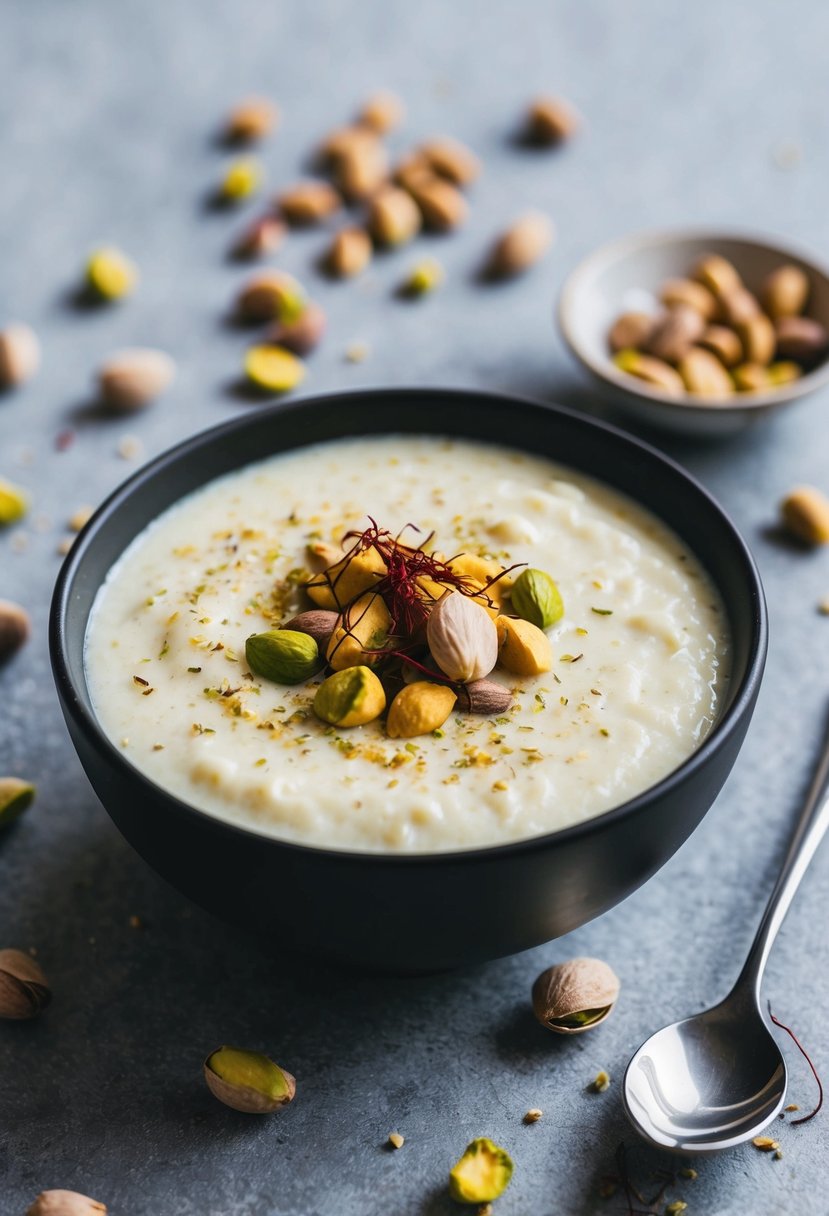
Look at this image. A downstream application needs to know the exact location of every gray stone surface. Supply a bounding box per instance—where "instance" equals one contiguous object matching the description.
[1,0,828,1212]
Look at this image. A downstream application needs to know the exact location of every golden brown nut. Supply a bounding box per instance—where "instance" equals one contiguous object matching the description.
[647,306,705,364]
[487,212,554,277]
[694,253,743,299]
[358,91,405,134]
[762,264,809,320]
[407,177,468,231]
[608,312,656,353]
[738,313,776,366]
[719,287,761,328]
[660,278,717,320]
[678,348,733,397]
[277,181,341,225]
[732,362,770,392]
[420,137,481,185]
[775,316,829,362]
[698,324,743,368]
[327,228,372,278]
[612,349,685,396]
[368,186,421,246]
[781,486,829,545]
[525,96,581,144]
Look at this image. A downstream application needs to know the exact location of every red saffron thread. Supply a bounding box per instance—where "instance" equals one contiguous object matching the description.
[768,1004,824,1125]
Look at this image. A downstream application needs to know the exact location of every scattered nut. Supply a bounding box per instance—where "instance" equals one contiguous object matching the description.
[762,264,809,319]
[237,271,306,322]
[0,777,35,830]
[487,212,554,277]
[0,323,40,388]
[278,181,341,225]
[647,306,705,364]
[265,302,327,355]
[0,600,30,660]
[678,347,734,397]
[393,151,433,192]
[344,341,370,363]
[780,485,829,545]
[386,681,458,738]
[0,477,29,526]
[204,1045,296,1113]
[313,665,386,727]
[752,1135,780,1152]
[590,1069,611,1093]
[219,158,262,203]
[224,97,277,143]
[420,137,481,185]
[68,506,92,533]
[407,176,468,231]
[775,315,829,362]
[449,1139,514,1205]
[402,258,445,296]
[368,186,422,246]
[698,324,743,368]
[359,91,405,134]
[660,278,717,320]
[532,957,620,1033]
[523,1108,543,1124]
[0,948,51,1019]
[388,1131,405,1149]
[231,215,286,259]
[26,1190,106,1216]
[608,312,656,354]
[98,348,176,412]
[327,228,372,278]
[244,345,306,394]
[245,629,321,684]
[333,135,388,201]
[85,247,138,302]
[526,95,580,144]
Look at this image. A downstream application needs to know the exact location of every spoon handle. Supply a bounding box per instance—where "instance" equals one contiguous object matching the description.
[736,713,829,1002]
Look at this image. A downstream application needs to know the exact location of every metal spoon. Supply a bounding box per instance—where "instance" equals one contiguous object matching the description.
[623,719,829,1153]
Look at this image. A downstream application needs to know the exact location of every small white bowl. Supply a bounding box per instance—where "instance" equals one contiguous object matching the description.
[558,228,829,436]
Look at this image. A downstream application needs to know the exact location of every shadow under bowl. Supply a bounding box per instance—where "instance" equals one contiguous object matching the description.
[559,228,829,437]
[50,388,767,971]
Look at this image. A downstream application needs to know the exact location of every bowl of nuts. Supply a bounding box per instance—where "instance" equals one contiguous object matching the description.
[558,229,829,436]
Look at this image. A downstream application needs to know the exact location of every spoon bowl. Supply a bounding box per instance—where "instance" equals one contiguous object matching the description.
[623,998,786,1152]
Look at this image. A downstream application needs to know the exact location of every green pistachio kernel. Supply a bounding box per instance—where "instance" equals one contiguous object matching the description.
[449,1137,514,1204]
[0,778,35,831]
[313,665,386,727]
[0,478,28,527]
[85,246,138,301]
[204,1045,296,1113]
[510,568,564,630]
[245,629,320,684]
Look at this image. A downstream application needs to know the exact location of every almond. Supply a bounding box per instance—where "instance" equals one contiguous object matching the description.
[98,348,175,412]
[333,136,388,201]
[694,254,743,299]
[719,287,761,328]
[0,323,40,388]
[231,215,286,259]
[456,679,513,715]
[488,212,554,277]
[738,313,776,366]
[282,610,339,649]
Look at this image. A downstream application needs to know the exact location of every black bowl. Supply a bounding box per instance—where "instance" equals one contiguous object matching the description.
[50,389,767,971]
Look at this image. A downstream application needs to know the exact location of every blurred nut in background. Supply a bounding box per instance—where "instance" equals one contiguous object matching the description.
[358,90,405,134]
[0,600,31,661]
[98,349,176,412]
[487,212,554,278]
[266,302,327,355]
[420,137,481,185]
[660,278,717,320]
[407,176,468,231]
[277,181,342,225]
[608,312,655,354]
[327,228,372,278]
[762,264,809,320]
[0,948,50,1020]
[780,485,829,546]
[525,95,581,145]
[0,323,40,388]
[647,305,705,364]
[368,186,421,246]
[224,97,277,143]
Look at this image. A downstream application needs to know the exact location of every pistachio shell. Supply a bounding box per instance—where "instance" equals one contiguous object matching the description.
[0,948,51,1020]
[245,629,320,684]
[449,1138,514,1204]
[532,957,620,1035]
[386,682,457,738]
[204,1045,296,1113]
[313,665,386,727]
[0,777,35,830]
[326,592,391,670]
[497,616,552,676]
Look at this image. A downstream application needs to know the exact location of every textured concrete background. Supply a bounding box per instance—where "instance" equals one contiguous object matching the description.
[2,1,829,1212]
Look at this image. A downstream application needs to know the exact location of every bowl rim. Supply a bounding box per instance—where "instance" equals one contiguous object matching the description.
[558,225,829,412]
[50,385,768,866]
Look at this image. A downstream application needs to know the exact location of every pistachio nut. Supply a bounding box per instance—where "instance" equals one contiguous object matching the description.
[313,665,386,727]
[487,212,554,278]
[26,1190,106,1216]
[678,347,734,397]
[693,253,742,300]
[224,97,277,143]
[738,313,776,366]
[0,477,29,526]
[767,360,801,386]
[244,345,306,394]
[266,302,327,355]
[698,324,743,368]
[0,948,51,1020]
[510,568,564,630]
[326,592,392,670]
[386,681,457,738]
[98,348,176,412]
[608,311,656,354]
[282,610,339,649]
[402,257,445,296]
[0,777,35,831]
[762,264,809,320]
[532,957,620,1034]
[456,679,513,715]
[420,137,481,186]
[277,180,342,225]
[219,158,262,203]
[780,485,829,546]
[0,599,31,660]
[333,136,388,202]
[204,1045,296,1113]
[407,176,468,231]
[775,315,829,362]
[327,227,372,278]
[85,247,138,301]
[245,629,320,684]
[231,215,286,260]
[358,90,405,134]
[237,272,306,323]
[719,286,760,328]
[368,186,421,246]
[732,362,769,392]
[646,305,705,364]
[526,95,580,145]
[0,322,40,388]
[497,616,552,677]
[612,349,684,396]
[449,1138,514,1204]
[306,546,386,610]
[427,591,498,683]
[659,278,717,320]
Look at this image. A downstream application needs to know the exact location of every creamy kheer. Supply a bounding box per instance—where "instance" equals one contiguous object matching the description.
[85,435,728,853]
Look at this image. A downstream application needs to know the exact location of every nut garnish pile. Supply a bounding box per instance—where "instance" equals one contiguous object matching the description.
[609,253,829,402]
[244,520,562,740]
